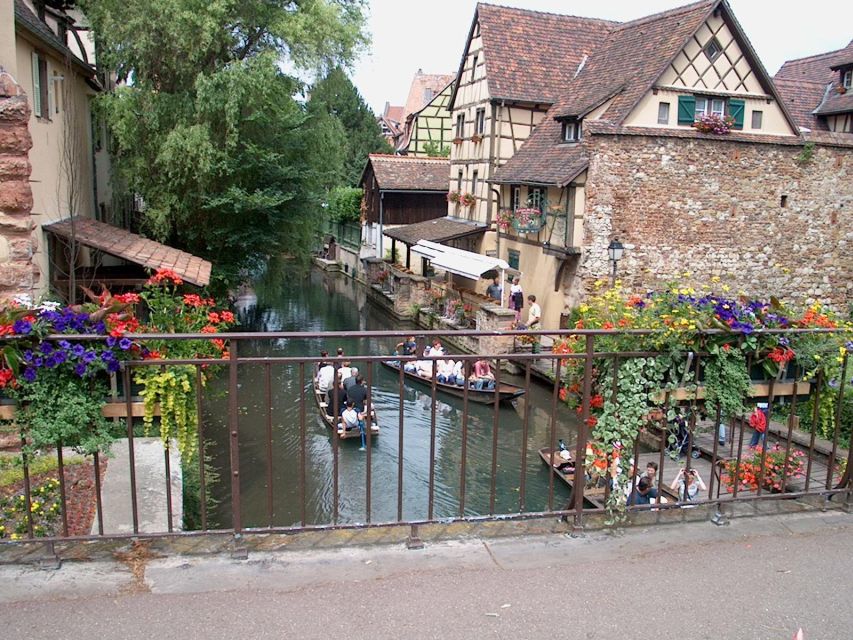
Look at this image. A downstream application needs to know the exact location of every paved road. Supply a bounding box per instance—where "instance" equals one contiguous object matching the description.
[0,510,850,639]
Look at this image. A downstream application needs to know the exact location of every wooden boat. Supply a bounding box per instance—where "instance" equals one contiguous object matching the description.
[538,447,606,509]
[312,377,380,440]
[381,360,525,405]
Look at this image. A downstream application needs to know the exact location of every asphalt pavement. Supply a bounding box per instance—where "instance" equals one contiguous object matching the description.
[0,509,850,639]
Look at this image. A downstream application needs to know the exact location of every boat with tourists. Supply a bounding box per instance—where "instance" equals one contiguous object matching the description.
[311,376,380,440]
[538,446,606,509]
[381,360,525,405]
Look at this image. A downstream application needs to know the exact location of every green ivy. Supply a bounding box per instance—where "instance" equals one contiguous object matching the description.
[704,344,751,420]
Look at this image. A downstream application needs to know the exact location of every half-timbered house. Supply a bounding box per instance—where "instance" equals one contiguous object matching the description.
[399,79,454,156]
[444,0,851,328]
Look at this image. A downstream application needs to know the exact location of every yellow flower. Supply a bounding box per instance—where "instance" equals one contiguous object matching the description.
[579,304,589,313]
[711,276,720,283]
[722,285,730,292]
[682,271,692,278]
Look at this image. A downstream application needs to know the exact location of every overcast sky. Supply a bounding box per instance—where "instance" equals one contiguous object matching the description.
[351,0,853,114]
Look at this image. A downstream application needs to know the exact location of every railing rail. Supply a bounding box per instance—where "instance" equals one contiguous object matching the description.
[0,327,850,546]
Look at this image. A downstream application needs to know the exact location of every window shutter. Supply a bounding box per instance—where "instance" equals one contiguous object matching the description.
[728,99,745,130]
[31,52,41,117]
[677,95,695,125]
[47,72,55,117]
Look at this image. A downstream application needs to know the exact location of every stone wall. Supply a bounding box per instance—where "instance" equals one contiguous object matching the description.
[0,69,35,302]
[581,134,852,310]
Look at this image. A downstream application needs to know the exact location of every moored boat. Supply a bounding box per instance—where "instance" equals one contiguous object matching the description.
[538,447,606,509]
[381,360,525,405]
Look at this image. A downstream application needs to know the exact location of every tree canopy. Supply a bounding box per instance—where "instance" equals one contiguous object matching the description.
[307,66,392,186]
[81,0,369,289]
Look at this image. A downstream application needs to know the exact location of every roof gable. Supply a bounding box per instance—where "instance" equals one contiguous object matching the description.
[450,3,614,108]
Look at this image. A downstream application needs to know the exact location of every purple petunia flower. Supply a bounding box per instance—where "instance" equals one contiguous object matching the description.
[74,363,87,377]
[101,351,114,362]
[22,350,34,362]
[57,340,71,350]
[94,321,107,334]
[33,357,43,368]
[119,338,132,351]
[82,351,96,364]
[22,368,37,382]
[778,337,790,347]
[13,319,32,335]
[39,342,54,355]
[106,336,117,348]
[72,344,85,358]
[107,360,121,373]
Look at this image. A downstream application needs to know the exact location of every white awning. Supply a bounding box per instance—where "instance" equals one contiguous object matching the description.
[410,240,510,280]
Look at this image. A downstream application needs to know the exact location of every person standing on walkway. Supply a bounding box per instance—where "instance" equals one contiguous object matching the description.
[509,277,523,321]
[486,277,502,301]
[527,295,541,328]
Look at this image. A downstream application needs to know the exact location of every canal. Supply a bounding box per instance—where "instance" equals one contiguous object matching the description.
[208,269,582,528]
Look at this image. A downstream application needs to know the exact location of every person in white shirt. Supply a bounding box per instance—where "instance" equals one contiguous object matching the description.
[337,361,353,383]
[527,295,542,328]
[436,359,456,384]
[316,362,337,406]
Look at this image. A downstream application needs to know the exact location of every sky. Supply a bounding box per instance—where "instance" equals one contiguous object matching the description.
[351,0,853,115]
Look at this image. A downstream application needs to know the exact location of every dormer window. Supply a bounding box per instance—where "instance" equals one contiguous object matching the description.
[843,69,852,90]
[562,119,581,142]
[704,37,722,62]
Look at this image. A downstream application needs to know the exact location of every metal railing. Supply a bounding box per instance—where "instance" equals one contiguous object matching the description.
[1,328,850,546]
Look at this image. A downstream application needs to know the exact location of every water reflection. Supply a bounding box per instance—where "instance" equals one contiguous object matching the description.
[207,269,581,528]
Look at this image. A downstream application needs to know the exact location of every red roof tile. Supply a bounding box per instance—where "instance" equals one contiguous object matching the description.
[403,73,454,119]
[490,106,588,186]
[773,78,830,131]
[776,40,853,85]
[475,3,615,105]
[44,218,212,286]
[362,154,449,191]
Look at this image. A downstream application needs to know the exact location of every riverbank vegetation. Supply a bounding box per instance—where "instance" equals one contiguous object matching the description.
[81,0,387,291]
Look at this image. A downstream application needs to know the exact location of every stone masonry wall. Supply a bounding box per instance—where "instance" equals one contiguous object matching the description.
[581,134,851,310]
[0,69,35,302]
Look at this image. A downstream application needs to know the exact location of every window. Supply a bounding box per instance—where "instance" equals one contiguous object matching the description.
[507,249,520,270]
[471,170,479,195]
[751,110,763,130]
[475,108,485,135]
[457,169,463,192]
[561,120,581,142]
[31,51,49,119]
[657,102,670,125]
[704,37,722,62]
[455,113,465,139]
[471,54,478,82]
[424,88,433,102]
[529,187,545,211]
[512,186,521,211]
[678,95,744,130]
[52,72,63,114]
[843,69,852,89]
[780,195,788,208]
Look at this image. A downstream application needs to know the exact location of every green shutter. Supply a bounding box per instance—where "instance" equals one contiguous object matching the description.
[677,95,696,125]
[31,52,41,117]
[728,99,745,130]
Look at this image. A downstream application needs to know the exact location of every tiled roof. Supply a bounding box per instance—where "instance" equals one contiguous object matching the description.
[553,0,718,121]
[403,72,454,119]
[773,79,830,131]
[490,107,588,186]
[384,105,405,123]
[44,218,212,286]
[476,3,614,104]
[776,40,853,85]
[383,217,486,246]
[775,40,853,126]
[363,154,449,191]
[814,91,853,116]
[14,0,94,77]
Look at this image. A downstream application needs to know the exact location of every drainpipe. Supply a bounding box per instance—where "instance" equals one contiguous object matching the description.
[378,191,384,259]
[491,186,502,260]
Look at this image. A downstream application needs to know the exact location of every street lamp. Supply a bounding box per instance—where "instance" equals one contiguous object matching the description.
[607,238,624,286]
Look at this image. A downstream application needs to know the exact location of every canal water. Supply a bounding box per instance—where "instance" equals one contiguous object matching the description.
[208,269,581,528]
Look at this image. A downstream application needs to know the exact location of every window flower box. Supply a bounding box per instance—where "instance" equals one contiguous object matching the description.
[446,190,461,204]
[693,113,735,135]
[511,208,545,233]
[471,134,483,144]
[452,137,463,145]
[460,192,477,208]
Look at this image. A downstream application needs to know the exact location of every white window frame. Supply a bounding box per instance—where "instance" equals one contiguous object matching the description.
[561,120,581,142]
[512,186,521,211]
[843,69,852,89]
[455,113,465,138]
[751,110,763,130]
[471,170,479,196]
[475,108,485,135]
[657,102,670,125]
[704,37,722,62]
[528,187,545,211]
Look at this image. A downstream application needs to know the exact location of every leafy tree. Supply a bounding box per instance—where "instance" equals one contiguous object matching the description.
[327,186,362,223]
[80,0,369,288]
[307,67,392,186]
[422,141,450,157]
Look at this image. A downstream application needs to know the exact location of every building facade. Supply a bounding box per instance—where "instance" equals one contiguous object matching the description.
[441,0,851,328]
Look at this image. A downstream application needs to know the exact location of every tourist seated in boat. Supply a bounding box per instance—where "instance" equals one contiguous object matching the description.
[338,360,354,384]
[415,359,435,378]
[451,360,465,386]
[344,375,368,413]
[341,366,359,394]
[425,339,445,357]
[316,350,329,375]
[396,336,418,356]
[626,477,655,506]
[471,359,496,390]
[316,360,336,404]
[341,400,368,451]
[435,359,459,385]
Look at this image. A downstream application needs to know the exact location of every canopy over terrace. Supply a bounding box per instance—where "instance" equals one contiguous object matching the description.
[410,240,510,307]
[383,216,487,271]
[44,218,212,298]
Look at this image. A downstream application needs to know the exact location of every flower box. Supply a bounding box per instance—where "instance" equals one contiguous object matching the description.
[471,134,483,144]
[452,137,463,145]
[511,208,545,233]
